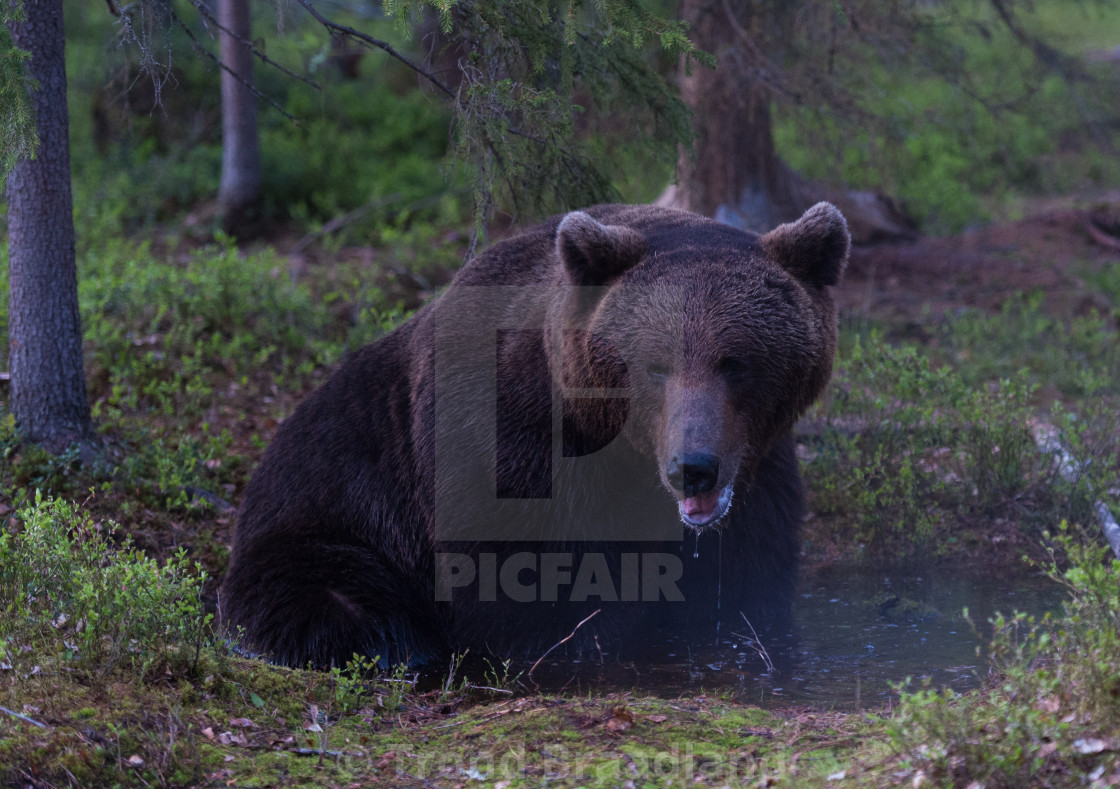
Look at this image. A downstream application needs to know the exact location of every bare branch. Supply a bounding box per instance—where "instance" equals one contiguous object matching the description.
[527,609,600,682]
[0,705,47,729]
[294,0,455,100]
[163,4,300,123]
[183,0,320,91]
[988,0,1086,77]
[1032,421,1120,560]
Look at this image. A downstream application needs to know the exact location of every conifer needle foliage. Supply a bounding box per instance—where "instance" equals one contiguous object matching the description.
[388,0,710,229]
[0,5,38,180]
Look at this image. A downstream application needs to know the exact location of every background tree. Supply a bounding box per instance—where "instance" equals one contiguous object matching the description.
[216,0,261,232]
[303,0,708,244]
[661,0,1115,240]
[101,0,704,243]
[3,0,95,454]
[667,0,805,233]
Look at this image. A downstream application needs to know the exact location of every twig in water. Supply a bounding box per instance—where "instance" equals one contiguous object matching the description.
[527,609,600,682]
[0,705,47,728]
[443,649,469,697]
[733,612,774,674]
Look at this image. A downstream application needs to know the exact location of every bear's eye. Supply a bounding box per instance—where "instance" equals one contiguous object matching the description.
[718,358,751,382]
[646,363,670,382]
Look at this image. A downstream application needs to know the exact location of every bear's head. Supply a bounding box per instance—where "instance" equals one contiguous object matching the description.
[550,203,849,530]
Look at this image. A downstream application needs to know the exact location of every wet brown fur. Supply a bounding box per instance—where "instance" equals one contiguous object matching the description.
[220,203,849,667]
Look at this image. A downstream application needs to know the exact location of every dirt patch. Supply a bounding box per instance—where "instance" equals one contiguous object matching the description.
[840,207,1120,323]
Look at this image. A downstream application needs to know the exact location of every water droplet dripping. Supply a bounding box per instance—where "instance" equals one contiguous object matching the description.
[693,533,700,559]
[716,531,723,612]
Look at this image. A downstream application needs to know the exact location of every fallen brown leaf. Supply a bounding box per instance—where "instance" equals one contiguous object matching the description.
[606,706,634,732]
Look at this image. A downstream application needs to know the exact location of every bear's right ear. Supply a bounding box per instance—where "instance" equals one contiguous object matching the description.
[760,202,850,288]
[557,211,647,287]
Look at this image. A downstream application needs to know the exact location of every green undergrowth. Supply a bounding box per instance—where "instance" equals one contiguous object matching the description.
[80,235,377,421]
[804,335,1118,557]
[3,226,447,406]
[887,530,1120,786]
[940,289,1120,397]
[803,283,1120,559]
[0,232,446,540]
[0,494,212,679]
[1,398,237,519]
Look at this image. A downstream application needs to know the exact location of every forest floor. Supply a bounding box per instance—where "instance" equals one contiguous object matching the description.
[841,197,1120,329]
[3,199,1120,786]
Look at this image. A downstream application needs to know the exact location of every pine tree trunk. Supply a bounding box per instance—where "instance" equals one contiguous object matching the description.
[669,0,805,232]
[217,0,261,232]
[5,0,96,454]
[666,0,918,242]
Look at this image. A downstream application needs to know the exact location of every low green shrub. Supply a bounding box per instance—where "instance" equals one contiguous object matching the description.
[807,335,1057,553]
[942,291,1120,397]
[805,330,1117,556]
[117,433,227,512]
[78,235,405,420]
[1,406,86,499]
[0,493,213,679]
[888,529,1120,786]
[328,653,415,713]
[1085,260,1120,321]
[260,80,456,234]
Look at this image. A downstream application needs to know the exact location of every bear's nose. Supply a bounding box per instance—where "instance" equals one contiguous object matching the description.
[666,453,720,497]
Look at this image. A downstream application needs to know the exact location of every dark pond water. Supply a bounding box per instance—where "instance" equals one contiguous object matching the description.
[509,565,1066,709]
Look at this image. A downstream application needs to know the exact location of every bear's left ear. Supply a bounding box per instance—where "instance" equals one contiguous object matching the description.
[760,202,850,288]
[557,211,647,287]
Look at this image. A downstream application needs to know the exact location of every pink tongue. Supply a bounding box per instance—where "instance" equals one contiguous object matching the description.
[683,490,721,518]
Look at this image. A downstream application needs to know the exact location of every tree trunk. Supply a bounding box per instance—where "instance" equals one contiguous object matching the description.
[5,0,96,455]
[664,0,917,242]
[217,0,261,233]
[667,0,804,233]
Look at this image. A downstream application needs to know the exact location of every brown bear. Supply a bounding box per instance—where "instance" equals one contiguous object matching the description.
[220,202,849,668]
